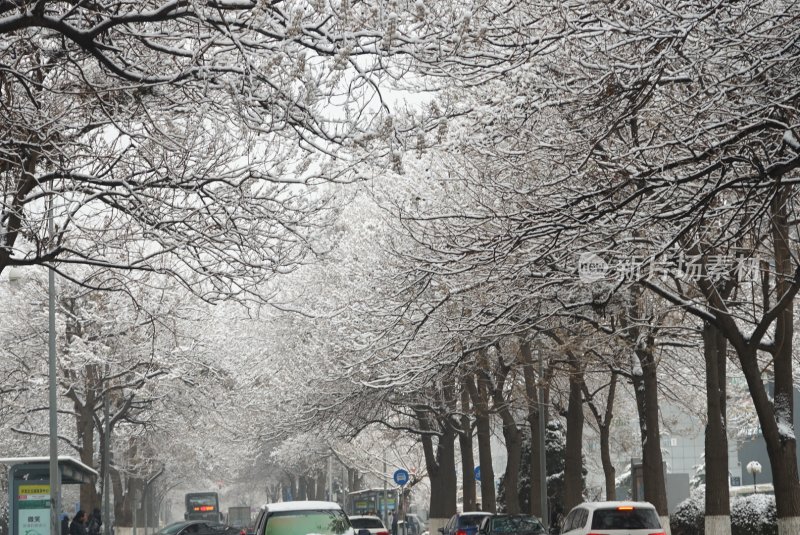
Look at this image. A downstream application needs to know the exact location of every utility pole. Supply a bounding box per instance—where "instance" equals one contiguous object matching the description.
[538,350,548,531]
[48,197,61,535]
[103,393,111,535]
[383,459,388,527]
[327,456,333,501]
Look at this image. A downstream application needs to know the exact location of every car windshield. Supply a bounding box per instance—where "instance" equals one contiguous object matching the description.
[459,516,489,528]
[350,518,384,529]
[490,516,544,534]
[158,524,195,535]
[265,510,354,535]
[591,508,661,530]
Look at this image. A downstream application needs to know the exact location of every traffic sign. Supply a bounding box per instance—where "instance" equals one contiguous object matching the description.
[393,469,409,486]
[474,466,481,482]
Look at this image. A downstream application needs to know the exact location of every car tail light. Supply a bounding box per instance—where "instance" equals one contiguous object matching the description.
[456,530,467,535]
[648,532,666,535]
[240,530,246,535]
[377,531,389,535]
[617,506,634,511]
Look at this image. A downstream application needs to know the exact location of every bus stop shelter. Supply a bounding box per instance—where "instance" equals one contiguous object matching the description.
[0,456,98,535]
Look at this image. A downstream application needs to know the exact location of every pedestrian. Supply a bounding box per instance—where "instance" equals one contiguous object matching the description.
[87,508,102,535]
[390,510,398,535]
[60,513,70,535]
[70,510,88,535]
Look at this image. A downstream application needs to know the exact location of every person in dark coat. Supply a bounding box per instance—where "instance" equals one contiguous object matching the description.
[70,510,88,535]
[61,513,70,535]
[87,508,102,535]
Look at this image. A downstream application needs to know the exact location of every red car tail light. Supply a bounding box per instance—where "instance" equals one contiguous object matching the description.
[456,530,467,535]
[377,531,389,535]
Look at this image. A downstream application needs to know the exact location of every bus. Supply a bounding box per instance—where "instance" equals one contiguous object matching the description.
[185,492,223,522]
[346,488,398,520]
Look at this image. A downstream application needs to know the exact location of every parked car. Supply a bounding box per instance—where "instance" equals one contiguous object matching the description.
[405,514,426,535]
[253,501,369,535]
[349,515,390,535]
[439,512,493,535]
[558,502,665,535]
[157,521,239,535]
[478,515,545,535]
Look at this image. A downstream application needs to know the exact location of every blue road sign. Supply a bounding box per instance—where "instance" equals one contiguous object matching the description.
[393,469,409,486]
[474,466,481,482]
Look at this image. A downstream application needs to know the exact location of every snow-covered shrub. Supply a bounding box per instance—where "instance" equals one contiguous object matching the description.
[670,487,777,535]
[670,485,704,535]
[731,494,776,535]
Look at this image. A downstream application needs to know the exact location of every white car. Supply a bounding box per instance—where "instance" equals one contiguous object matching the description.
[560,501,666,535]
[254,501,364,535]
[348,515,389,535]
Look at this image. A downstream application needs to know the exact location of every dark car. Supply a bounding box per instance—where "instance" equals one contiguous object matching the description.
[478,515,545,535]
[157,521,239,535]
[439,513,493,535]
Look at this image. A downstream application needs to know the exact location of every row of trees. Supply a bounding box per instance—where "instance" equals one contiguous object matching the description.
[3,2,800,535]
[277,3,800,535]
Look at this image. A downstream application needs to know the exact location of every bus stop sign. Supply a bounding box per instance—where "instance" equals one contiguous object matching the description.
[393,469,409,486]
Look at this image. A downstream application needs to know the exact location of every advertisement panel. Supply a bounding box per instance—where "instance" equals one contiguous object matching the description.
[17,484,50,535]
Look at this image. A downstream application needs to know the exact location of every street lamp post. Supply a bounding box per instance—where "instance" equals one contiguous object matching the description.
[746,461,762,494]
[47,199,61,535]
[103,393,111,535]
[537,349,547,531]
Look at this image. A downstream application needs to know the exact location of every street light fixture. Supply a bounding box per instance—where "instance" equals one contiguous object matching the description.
[746,461,762,494]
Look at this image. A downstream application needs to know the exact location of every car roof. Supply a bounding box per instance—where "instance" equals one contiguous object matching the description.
[460,512,492,516]
[571,501,657,511]
[349,516,382,520]
[263,501,343,513]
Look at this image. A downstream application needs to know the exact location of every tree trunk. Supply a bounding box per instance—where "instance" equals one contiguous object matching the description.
[767,187,800,533]
[459,380,477,511]
[631,336,669,529]
[111,465,143,526]
[316,470,326,501]
[417,401,457,535]
[520,341,544,518]
[486,350,522,514]
[466,369,496,512]
[497,415,522,514]
[76,388,99,509]
[703,321,731,535]
[563,355,585,511]
[298,476,307,500]
[64,299,101,510]
[583,369,618,501]
[599,423,615,501]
